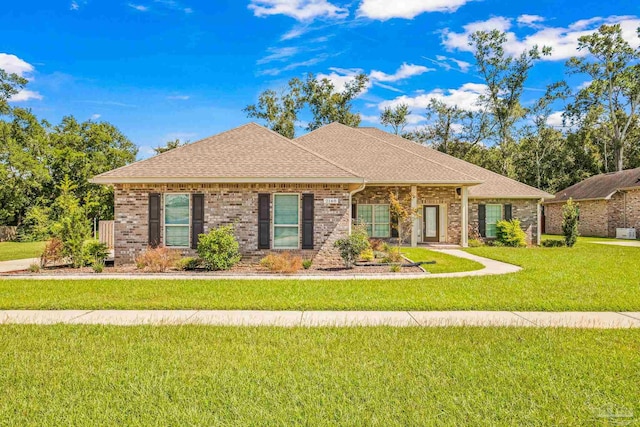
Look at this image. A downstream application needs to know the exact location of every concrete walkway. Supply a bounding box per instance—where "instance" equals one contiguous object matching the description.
[0,250,520,280]
[0,258,38,273]
[590,240,640,247]
[1,310,639,328]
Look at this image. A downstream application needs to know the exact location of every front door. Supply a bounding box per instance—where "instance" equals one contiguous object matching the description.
[423,205,439,242]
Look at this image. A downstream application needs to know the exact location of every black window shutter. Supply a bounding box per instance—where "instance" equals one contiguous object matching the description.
[351,203,357,220]
[478,204,486,238]
[191,194,204,249]
[148,193,161,247]
[391,211,399,238]
[258,193,270,249]
[302,193,314,249]
[504,204,513,221]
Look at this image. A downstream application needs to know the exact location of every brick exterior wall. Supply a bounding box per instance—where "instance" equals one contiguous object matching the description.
[352,186,462,244]
[113,183,351,266]
[469,199,539,244]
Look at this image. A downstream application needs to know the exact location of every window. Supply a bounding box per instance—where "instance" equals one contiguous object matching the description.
[164,194,190,247]
[485,204,502,238]
[273,194,299,249]
[357,204,390,238]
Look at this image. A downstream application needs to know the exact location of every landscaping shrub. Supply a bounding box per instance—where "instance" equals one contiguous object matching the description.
[360,248,374,262]
[542,239,566,248]
[468,238,484,247]
[302,259,312,270]
[175,257,201,271]
[260,252,303,273]
[382,246,403,263]
[334,225,370,268]
[19,206,52,242]
[82,239,109,266]
[92,261,104,273]
[495,219,527,247]
[28,263,41,273]
[40,238,64,268]
[196,225,241,271]
[562,198,579,247]
[136,246,180,272]
[389,264,401,273]
[368,238,384,252]
[50,177,91,268]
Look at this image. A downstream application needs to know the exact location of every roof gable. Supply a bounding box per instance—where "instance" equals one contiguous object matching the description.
[552,167,640,202]
[92,123,362,184]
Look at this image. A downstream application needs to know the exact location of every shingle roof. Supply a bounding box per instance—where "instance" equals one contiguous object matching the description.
[296,123,552,199]
[548,167,640,203]
[294,123,481,185]
[92,123,363,184]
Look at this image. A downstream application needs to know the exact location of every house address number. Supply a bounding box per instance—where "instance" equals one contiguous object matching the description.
[323,198,339,205]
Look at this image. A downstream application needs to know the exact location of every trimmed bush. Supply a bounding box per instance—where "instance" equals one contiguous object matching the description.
[495,219,527,247]
[82,239,109,266]
[92,261,104,273]
[359,248,374,262]
[302,259,312,270]
[382,246,403,263]
[136,246,180,272]
[468,238,485,248]
[542,239,566,248]
[334,225,370,268]
[196,225,241,271]
[260,252,303,273]
[562,198,579,247]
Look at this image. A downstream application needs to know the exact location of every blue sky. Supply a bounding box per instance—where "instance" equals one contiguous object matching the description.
[2,0,639,158]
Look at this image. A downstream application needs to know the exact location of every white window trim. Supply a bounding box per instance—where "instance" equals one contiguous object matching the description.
[163,193,191,248]
[485,203,503,238]
[272,193,300,250]
[356,204,391,238]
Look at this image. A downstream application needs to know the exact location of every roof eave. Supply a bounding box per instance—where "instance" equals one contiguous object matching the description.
[470,194,554,200]
[90,176,365,185]
[364,180,482,186]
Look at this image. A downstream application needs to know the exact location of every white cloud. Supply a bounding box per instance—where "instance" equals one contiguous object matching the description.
[167,95,190,100]
[316,67,371,93]
[443,15,640,60]
[91,114,101,120]
[357,0,473,20]
[128,3,149,11]
[249,0,348,22]
[0,53,35,76]
[257,47,300,64]
[546,111,565,128]
[517,14,544,26]
[153,0,193,14]
[281,26,307,40]
[70,1,80,10]
[359,114,379,123]
[369,62,434,82]
[10,89,43,102]
[432,55,471,72]
[379,82,487,112]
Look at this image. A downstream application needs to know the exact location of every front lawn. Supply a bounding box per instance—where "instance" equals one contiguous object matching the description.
[0,325,637,425]
[0,238,638,310]
[0,241,46,262]
[402,247,483,273]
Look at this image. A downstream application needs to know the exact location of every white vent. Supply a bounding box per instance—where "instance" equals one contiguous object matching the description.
[616,228,637,240]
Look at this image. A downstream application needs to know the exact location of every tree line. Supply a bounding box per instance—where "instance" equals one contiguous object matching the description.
[245,24,640,194]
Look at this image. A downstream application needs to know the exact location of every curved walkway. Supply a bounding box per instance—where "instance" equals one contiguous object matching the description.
[0,250,520,280]
[1,310,638,328]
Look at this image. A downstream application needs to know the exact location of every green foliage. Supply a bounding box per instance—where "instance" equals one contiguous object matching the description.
[359,248,374,262]
[91,261,104,273]
[562,199,580,247]
[50,177,91,268]
[18,206,52,242]
[495,219,527,247]
[28,263,40,273]
[468,238,485,248]
[175,257,201,271]
[302,259,312,270]
[333,224,370,268]
[380,104,410,135]
[82,239,109,266]
[382,246,403,263]
[389,264,401,273]
[153,138,186,155]
[196,225,241,271]
[542,239,566,248]
[0,68,28,114]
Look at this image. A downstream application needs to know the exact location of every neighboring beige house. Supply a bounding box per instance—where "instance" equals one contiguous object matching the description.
[92,122,552,266]
[544,167,640,238]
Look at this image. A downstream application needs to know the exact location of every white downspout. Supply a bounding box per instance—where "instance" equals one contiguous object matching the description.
[461,186,469,247]
[348,182,366,235]
[537,199,543,246]
[411,185,418,247]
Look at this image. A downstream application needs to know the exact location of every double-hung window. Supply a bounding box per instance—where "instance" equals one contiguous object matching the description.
[357,204,390,238]
[273,194,299,249]
[485,204,502,238]
[164,194,190,247]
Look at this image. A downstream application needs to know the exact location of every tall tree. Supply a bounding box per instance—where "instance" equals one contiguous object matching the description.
[469,30,551,176]
[0,68,28,115]
[565,24,640,171]
[380,103,410,135]
[153,138,186,155]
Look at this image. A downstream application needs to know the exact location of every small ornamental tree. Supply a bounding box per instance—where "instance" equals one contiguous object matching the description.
[562,198,579,247]
[334,224,370,268]
[50,176,91,267]
[388,190,421,247]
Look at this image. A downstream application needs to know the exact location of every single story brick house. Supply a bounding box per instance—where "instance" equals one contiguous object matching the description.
[544,167,640,238]
[92,122,552,266]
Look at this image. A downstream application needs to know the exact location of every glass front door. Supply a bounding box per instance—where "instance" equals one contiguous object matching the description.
[423,206,439,242]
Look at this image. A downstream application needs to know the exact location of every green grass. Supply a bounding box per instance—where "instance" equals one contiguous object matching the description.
[0,237,638,311]
[401,247,483,273]
[0,325,637,425]
[0,241,46,262]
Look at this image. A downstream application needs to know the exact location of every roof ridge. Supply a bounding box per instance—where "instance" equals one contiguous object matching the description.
[347,125,480,183]
[257,124,364,180]
[94,123,260,179]
[362,127,550,194]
